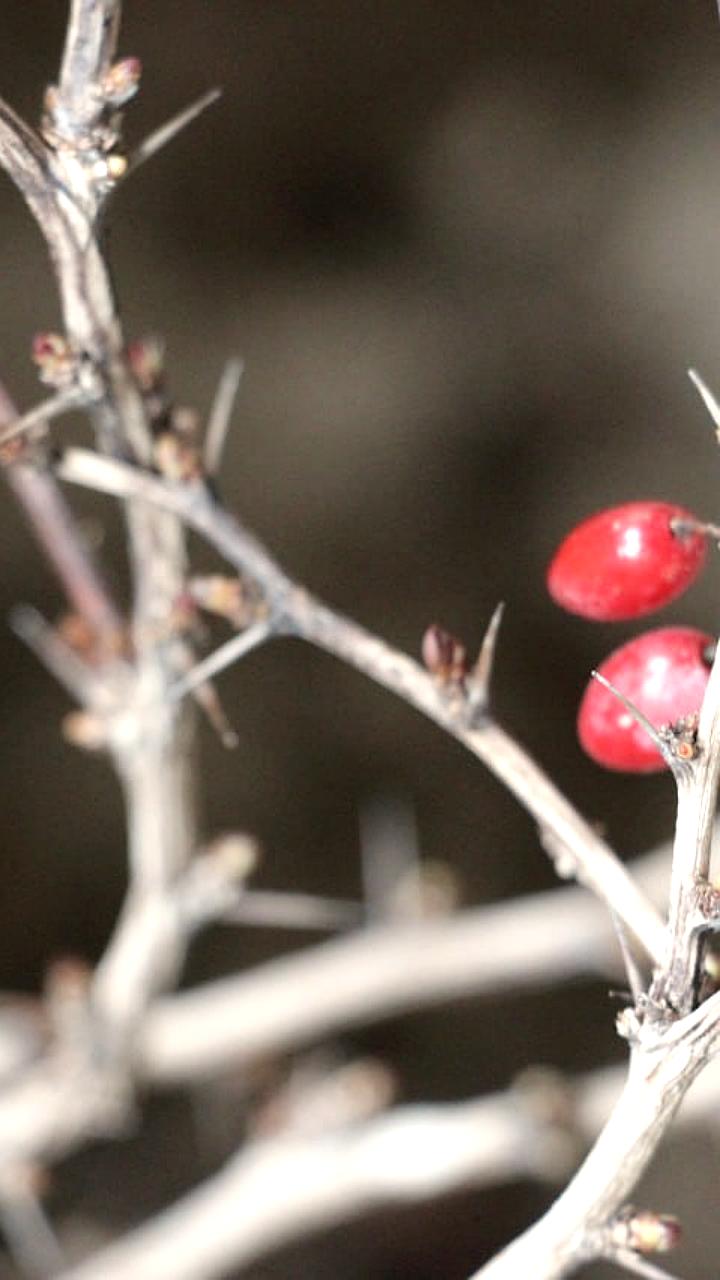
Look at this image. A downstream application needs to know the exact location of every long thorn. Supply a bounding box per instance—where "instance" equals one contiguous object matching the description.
[204,357,244,475]
[591,671,671,765]
[167,620,273,704]
[688,367,720,435]
[0,387,84,448]
[611,1246,681,1280]
[609,909,645,1002]
[469,602,505,707]
[130,88,222,174]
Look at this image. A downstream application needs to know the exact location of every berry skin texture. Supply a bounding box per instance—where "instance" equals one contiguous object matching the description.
[578,626,714,772]
[547,502,707,621]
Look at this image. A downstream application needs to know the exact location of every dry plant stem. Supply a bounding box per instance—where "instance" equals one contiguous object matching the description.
[140,849,667,1084]
[656,642,720,1014]
[56,449,666,963]
[0,383,122,645]
[0,6,197,1048]
[56,1010,720,1280]
[472,991,720,1279]
[0,848,666,1173]
[58,0,120,131]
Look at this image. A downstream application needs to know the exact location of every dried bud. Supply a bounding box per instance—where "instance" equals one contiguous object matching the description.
[391,860,461,918]
[204,833,260,882]
[56,613,100,663]
[91,152,128,186]
[61,711,106,752]
[102,57,142,106]
[153,432,204,483]
[421,623,467,682]
[188,575,254,626]
[171,405,200,438]
[45,956,91,1003]
[32,332,76,388]
[611,1208,682,1255]
[127,337,165,392]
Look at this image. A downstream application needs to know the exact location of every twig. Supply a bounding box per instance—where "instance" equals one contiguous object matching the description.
[139,847,668,1084]
[0,380,124,648]
[10,605,101,706]
[0,1177,66,1278]
[48,1092,598,1280]
[0,387,86,448]
[470,991,720,1279]
[225,891,364,931]
[610,1250,682,1280]
[56,0,121,139]
[51,1048,720,1280]
[359,795,424,921]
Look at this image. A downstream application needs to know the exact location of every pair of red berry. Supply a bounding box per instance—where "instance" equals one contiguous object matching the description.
[547,501,713,772]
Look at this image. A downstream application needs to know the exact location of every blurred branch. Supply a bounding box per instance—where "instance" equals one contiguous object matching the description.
[55,1052,720,1280]
[141,847,667,1084]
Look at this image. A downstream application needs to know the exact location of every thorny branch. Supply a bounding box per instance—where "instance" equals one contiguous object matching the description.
[0,1,717,1278]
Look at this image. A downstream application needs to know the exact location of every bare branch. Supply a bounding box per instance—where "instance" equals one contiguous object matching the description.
[139,847,668,1084]
[57,0,121,135]
[470,991,720,1279]
[0,387,86,449]
[225,891,364,932]
[56,448,666,964]
[10,605,101,706]
[609,1250,682,1280]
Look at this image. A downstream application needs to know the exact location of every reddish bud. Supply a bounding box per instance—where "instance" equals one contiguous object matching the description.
[611,1208,682,1255]
[102,57,142,106]
[127,337,164,392]
[421,624,467,681]
[32,332,76,388]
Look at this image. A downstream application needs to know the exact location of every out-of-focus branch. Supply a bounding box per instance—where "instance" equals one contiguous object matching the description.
[53,1048,720,1280]
[55,447,666,965]
[140,847,668,1085]
[57,0,121,137]
[0,383,123,649]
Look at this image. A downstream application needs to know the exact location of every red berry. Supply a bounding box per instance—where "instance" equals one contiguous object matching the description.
[577,626,714,772]
[547,502,707,621]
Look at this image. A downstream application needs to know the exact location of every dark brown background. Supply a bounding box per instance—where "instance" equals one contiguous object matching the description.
[1,1,720,1276]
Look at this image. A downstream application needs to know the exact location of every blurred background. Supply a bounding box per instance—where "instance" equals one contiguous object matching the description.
[1,0,720,1275]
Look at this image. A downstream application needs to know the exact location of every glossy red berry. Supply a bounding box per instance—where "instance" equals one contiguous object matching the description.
[547,502,707,621]
[578,626,714,772]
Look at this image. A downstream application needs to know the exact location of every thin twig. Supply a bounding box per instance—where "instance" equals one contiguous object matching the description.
[10,605,101,706]
[0,386,85,448]
[225,891,364,932]
[610,1249,681,1280]
[139,847,668,1084]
